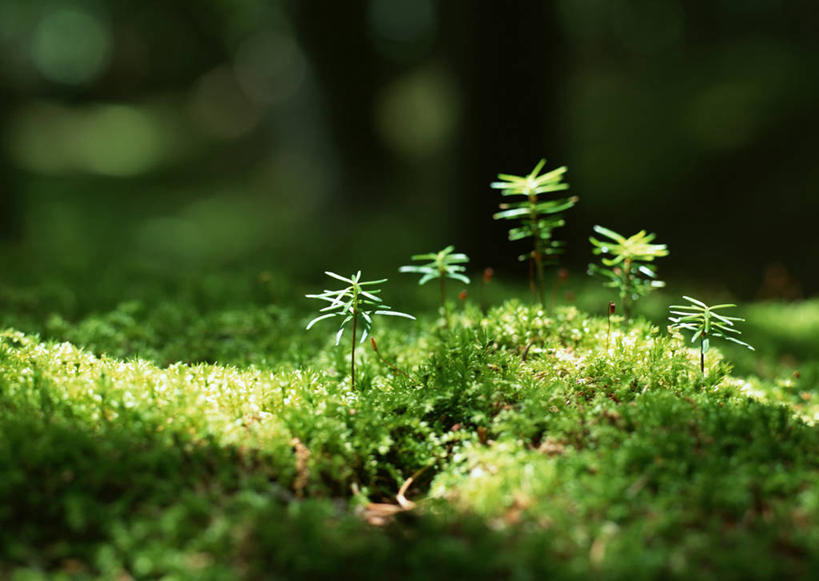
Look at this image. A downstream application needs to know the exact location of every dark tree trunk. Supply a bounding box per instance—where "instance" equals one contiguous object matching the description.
[441,1,568,271]
[0,91,22,242]
[292,0,390,209]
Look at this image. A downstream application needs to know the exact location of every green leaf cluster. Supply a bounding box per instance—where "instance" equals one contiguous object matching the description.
[305,271,414,345]
[399,245,470,285]
[491,159,575,263]
[669,295,755,355]
[588,225,668,318]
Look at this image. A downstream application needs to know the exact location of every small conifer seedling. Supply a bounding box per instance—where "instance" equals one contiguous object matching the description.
[399,245,469,328]
[588,225,668,320]
[491,158,577,308]
[668,295,754,374]
[306,271,414,390]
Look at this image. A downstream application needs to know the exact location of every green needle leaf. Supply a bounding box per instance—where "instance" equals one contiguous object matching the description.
[325,271,353,284]
[306,312,337,330]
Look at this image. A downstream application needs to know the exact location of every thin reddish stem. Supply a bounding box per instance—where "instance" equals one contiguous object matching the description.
[351,313,357,390]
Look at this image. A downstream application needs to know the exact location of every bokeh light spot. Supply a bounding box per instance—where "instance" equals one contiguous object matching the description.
[76,105,166,176]
[189,67,261,139]
[234,32,307,106]
[31,7,112,85]
[8,102,169,176]
[375,68,458,159]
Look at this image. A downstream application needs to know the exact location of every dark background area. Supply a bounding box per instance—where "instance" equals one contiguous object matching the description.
[1,0,817,299]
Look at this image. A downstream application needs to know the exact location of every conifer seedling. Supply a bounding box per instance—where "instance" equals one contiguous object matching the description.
[399,245,469,328]
[491,158,576,308]
[588,225,668,320]
[668,296,754,374]
[306,271,415,390]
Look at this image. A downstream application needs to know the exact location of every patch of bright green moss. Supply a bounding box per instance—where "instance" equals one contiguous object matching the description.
[1,297,818,579]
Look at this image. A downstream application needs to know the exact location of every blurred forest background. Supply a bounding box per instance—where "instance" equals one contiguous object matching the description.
[1,0,818,299]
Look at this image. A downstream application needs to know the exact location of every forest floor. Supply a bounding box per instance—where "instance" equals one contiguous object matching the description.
[1,268,818,579]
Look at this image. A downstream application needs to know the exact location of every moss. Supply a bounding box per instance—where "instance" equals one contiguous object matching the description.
[1,287,818,579]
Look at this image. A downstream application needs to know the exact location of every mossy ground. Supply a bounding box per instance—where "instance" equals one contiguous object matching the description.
[1,270,818,579]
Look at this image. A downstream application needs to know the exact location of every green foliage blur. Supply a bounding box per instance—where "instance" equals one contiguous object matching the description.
[0,0,817,296]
